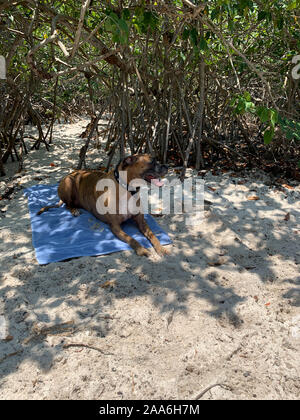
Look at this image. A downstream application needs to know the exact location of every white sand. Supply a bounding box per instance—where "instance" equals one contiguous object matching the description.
[0,119,299,400]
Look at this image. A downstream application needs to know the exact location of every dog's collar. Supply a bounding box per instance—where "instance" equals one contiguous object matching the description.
[114,164,138,196]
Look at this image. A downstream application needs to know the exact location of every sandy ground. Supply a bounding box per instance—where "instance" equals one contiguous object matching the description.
[0,118,299,400]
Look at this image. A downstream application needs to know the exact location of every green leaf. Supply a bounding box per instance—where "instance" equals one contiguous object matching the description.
[270,109,278,127]
[278,116,300,141]
[257,106,269,123]
[122,8,131,21]
[243,91,251,102]
[228,20,234,32]
[190,27,198,46]
[180,51,186,61]
[235,98,246,114]
[211,8,220,21]
[118,18,129,37]
[264,127,275,144]
[257,11,267,21]
[199,36,208,51]
[143,11,158,31]
[229,97,237,107]
[245,101,255,113]
[287,0,298,10]
[182,28,190,41]
[143,11,152,26]
[276,16,284,30]
[108,11,119,24]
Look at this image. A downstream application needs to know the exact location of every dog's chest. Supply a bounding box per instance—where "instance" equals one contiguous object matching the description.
[118,195,130,217]
[118,191,138,221]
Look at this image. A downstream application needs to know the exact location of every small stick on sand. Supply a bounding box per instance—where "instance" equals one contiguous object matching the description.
[0,350,23,364]
[23,320,75,344]
[63,342,114,356]
[194,383,233,400]
[166,309,175,330]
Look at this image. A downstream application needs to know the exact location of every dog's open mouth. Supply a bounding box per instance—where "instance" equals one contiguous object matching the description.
[144,174,164,187]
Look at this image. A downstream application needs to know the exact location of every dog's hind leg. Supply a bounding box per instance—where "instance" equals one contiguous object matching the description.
[66,206,81,217]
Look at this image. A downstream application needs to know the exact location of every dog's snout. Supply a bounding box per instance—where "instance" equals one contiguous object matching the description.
[161,164,168,174]
[151,157,168,176]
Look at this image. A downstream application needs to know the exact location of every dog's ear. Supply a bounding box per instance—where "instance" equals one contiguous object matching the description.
[122,155,138,168]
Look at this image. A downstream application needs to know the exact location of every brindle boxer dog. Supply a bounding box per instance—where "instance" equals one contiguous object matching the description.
[37,155,169,257]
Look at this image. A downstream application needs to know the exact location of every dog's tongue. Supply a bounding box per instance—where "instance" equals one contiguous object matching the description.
[152,178,164,187]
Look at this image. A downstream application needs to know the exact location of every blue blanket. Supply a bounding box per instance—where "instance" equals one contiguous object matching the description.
[24,184,172,265]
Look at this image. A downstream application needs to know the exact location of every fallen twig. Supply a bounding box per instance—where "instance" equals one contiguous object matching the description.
[0,350,23,364]
[194,383,233,400]
[23,320,75,344]
[23,314,114,344]
[63,342,114,356]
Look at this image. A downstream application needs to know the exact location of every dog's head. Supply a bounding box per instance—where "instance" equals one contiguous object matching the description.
[118,154,168,187]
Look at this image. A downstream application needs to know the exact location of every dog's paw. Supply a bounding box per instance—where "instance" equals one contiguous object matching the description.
[71,209,81,217]
[136,247,151,257]
[155,246,170,256]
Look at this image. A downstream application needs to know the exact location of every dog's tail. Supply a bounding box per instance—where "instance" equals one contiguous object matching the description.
[37,200,64,215]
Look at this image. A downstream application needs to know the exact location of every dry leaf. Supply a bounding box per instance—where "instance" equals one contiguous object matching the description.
[284,212,290,221]
[282,184,294,190]
[207,186,216,192]
[100,280,116,288]
[247,196,260,201]
[4,335,13,342]
[208,257,226,266]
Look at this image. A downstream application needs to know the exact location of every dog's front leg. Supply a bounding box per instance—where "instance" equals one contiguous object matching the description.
[110,223,150,257]
[133,214,169,256]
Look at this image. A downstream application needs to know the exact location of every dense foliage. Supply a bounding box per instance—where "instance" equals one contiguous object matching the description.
[0,0,299,178]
